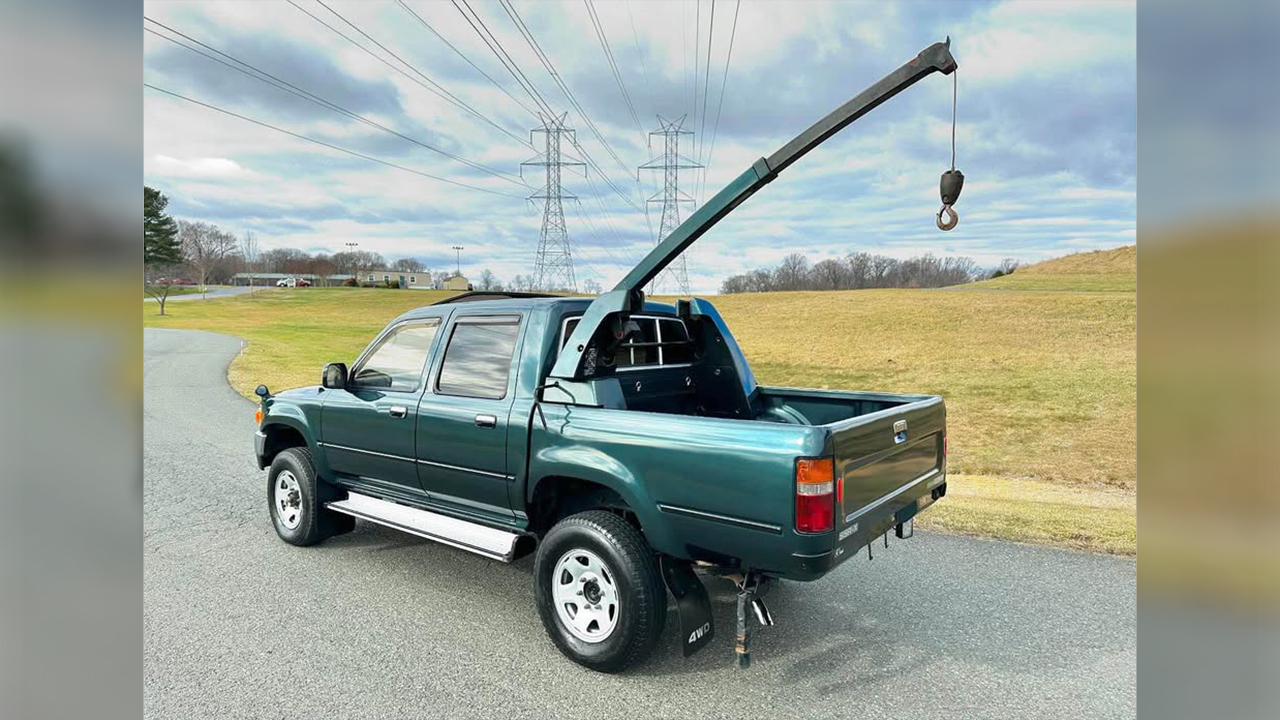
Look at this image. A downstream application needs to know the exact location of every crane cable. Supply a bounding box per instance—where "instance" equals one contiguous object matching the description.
[937,69,964,231]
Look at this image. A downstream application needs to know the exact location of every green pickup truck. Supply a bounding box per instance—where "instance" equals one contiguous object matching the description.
[254,40,956,672]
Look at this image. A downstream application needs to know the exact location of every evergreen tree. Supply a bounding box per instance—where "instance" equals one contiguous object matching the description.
[144,186,181,265]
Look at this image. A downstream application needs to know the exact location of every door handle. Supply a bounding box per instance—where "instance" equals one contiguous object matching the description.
[389,406,408,418]
[474,414,497,428]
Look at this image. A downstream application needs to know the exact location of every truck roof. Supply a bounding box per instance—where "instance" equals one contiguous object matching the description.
[395,293,679,322]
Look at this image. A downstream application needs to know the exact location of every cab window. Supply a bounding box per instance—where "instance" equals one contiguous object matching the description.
[436,316,522,399]
[351,319,441,392]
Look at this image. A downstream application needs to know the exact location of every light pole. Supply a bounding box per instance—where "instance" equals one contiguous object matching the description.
[345,242,360,283]
[451,245,464,277]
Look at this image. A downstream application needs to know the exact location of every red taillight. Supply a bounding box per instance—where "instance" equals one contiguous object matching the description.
[795,457,835,534]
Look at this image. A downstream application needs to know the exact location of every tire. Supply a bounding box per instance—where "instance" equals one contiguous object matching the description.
[534,510,667,673]
[267,447,353,546]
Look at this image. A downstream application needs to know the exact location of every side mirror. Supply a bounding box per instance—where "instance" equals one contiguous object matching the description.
[255,384,270,398]
[322,362,348,389]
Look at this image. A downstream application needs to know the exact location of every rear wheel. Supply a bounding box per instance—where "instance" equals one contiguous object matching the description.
[534,511,666,672]
[267,447,353,546]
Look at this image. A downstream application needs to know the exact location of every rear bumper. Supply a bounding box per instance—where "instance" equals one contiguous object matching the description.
[785,470,946,581]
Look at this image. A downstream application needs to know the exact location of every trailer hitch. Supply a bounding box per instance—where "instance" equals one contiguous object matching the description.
[733,572,774,669]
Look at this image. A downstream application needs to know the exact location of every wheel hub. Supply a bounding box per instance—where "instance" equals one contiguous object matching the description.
[552,549,619,643]
[274,470,303,530]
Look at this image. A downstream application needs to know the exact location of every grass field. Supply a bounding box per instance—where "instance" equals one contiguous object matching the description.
[143,246,1137,554]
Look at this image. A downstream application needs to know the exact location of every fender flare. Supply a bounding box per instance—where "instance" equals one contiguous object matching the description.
[259,412,331,479]
[528,446,680,557]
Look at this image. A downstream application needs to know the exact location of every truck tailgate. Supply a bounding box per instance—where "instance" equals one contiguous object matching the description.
[832,395,946,535]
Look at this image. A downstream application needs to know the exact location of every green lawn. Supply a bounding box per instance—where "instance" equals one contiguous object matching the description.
[143,250,1136,554]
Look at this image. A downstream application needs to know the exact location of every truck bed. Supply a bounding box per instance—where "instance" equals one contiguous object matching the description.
[530,383,945,580]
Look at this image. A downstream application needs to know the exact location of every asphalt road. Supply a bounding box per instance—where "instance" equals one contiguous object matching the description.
[144,328,1136,720]
[144,285,254,303]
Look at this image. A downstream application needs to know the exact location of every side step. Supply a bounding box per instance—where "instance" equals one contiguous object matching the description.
[327,492,522,562]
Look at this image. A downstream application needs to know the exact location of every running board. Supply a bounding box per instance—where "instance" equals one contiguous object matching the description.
[327,492,521,562]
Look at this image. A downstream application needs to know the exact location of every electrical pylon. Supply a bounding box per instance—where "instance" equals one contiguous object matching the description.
[522,112,585,292]
[638,115,702,295]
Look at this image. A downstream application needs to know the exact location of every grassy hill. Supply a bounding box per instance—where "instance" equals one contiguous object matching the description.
[144,246,1136,553]
[1017,245,1136,275]
[973,245,1137,292]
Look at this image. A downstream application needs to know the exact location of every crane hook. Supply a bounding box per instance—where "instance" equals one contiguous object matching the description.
[937,204,959,231]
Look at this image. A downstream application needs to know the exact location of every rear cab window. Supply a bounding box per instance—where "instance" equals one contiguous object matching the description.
[436,315,522,399]
[560,315,692,370]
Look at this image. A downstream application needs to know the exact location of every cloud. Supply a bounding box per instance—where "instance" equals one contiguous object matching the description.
[150,154,255,179]
[144,0,1137,293]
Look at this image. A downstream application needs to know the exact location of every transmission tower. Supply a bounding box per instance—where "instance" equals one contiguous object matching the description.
[639,115,703,295]
[522,113,585,292]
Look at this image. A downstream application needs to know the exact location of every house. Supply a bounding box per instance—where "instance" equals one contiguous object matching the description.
[361,270,431,288]
[441,273,472,291]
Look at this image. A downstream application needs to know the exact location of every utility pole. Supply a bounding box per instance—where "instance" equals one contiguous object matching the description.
[639,115,702,295]
[345,241,360,282]
[522,112,585,292]
[451,245,464,276]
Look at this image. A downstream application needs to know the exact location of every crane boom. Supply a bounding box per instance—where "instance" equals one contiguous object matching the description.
[550,39,957,383]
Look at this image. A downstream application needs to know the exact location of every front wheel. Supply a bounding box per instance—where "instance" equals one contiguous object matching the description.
[534,511,667,673]
[267,447,353,546]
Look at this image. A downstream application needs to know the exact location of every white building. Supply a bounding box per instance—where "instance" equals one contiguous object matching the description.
[362,270,431,288]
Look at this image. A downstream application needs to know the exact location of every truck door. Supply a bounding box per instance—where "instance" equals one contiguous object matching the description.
[320,317,443,494]
[416,313,523,521]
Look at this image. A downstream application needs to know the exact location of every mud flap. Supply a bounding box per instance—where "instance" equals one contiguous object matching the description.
[660,556,714,657]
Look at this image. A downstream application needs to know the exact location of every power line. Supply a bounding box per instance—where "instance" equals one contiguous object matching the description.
[450,0,645,235]
[314,0,504,122]
[452,0,557,118]
[699,0,740,205]
[143,19,524,187]
[692,0,701,164]
[583,0,645,143]
[394,0,539,118]
[497,0,647,210]
[570,200,641,271]
[287,0,532,149]
[697,0,716,172]
[144,83,526,200]
[624,0,657,117]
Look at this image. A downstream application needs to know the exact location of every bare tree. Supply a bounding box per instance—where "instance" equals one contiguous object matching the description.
[241,231,261,296]
[178,220,238,296]
[581,279,602,295]
[477,269,500,291]
[144,263,185,316]
[721,250,985,293]
[310,255,337,286]
[392,257,426,273]
[811,258,847,290]
[990,257,1020,278]
[773,253,811,291]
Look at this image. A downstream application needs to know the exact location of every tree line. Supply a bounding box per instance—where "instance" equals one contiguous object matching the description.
[719,252,1019,294]
[144,185,518,313]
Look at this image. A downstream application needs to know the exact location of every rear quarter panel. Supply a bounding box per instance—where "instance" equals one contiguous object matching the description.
[528,405,832,570]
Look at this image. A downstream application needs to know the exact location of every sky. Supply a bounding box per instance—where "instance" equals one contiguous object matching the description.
[142,0,1136,293]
